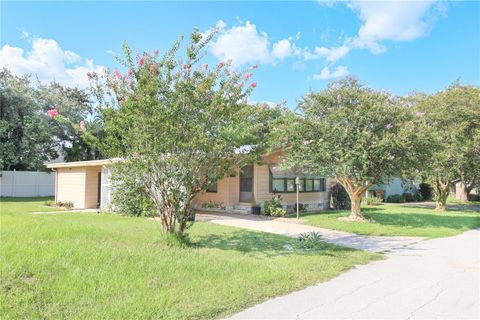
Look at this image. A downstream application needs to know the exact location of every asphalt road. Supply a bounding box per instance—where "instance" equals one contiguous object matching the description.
[232,229,480,320]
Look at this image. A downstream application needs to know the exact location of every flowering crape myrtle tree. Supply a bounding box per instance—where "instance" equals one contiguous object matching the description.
[414,83,480,210]
[282,77,429,221]
[87,30,279,238]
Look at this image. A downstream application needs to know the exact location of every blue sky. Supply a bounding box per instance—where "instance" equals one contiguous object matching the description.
[1,1,479,107]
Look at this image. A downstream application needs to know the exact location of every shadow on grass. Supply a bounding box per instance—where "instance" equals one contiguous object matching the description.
[0,196,53,203]
[192,229,356,257]
[398,201,480,212]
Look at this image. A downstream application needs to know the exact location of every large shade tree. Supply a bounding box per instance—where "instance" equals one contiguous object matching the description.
[281,77,429,221]
[86,30,280,237]
[0,68,100,170]
[414,83,480,209]
[0,69,57,170]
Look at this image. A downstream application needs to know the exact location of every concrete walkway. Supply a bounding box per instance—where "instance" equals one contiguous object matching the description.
[232,229,480,319]
[197,212,423,253]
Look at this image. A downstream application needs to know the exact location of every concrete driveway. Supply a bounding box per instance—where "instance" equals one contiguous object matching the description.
[197,212,423,253]
[232,229,480,319]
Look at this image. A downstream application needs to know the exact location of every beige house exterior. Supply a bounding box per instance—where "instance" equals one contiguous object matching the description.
[47,159,112,209]
[193,150,331,213]
[47,151,331,212]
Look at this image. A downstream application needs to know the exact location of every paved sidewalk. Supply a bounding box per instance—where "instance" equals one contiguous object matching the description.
[232,229,480,319]
[197,212,423,253]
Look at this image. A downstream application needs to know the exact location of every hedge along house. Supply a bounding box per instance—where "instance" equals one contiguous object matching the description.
[46,159,113,209]
[47,150,332,212]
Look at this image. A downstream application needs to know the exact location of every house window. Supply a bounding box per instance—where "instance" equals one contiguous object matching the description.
[305,179,313,192]
[206,182,217,193]
[269,165,326,193]
[286,179,296,192]
[313,178,326,192]
[272,179,285,192]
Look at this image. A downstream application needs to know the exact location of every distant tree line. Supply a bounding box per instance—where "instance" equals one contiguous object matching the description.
[0,68,104,171]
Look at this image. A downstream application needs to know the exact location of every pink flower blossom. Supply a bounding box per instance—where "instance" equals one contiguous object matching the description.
[385,123,393,130]
[132,152,140,158]
[138,56,145,67]
[249,81,257,88]
[79,120,86,131]
[127,68,133,77]
[114,69,122,79]
[47,108,59,119]
[205,64,208,69]
[244,73,252,81]
[217,62,225,68]
[86,72,92,79]
[252,64,258,69]
[182,64,188,69]
[154,49,159,56]
[415,111,425,117]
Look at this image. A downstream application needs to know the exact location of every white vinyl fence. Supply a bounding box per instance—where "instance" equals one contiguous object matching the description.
[0,170,55,197]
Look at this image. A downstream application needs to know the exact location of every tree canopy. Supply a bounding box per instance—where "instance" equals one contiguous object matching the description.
[0,68,100,171]
[87,30,281,237]
[413,83,480,209]
[281,77,430,220]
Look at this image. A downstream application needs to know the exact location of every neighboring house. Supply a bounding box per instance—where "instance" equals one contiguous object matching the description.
[369,178,418,199]
[46,150,332,213]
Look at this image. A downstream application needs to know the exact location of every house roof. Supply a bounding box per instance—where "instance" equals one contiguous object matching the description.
[46,159,118,169]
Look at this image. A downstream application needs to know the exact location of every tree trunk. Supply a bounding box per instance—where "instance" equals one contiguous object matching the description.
[433,178,449,211]
[350,194,365,220]
[455,181,468,202]
[336,177,371,221]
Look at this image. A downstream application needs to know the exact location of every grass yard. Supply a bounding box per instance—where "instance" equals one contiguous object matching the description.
[0,197,381,319]
[296,203,480,238]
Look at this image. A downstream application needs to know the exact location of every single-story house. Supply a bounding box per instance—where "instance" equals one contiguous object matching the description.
[46,150,332,213]
[46,159,113,209]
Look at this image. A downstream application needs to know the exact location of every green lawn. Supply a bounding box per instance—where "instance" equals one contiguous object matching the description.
[296,203,480,238]
[446,195,480,206]
[0,197,381,319]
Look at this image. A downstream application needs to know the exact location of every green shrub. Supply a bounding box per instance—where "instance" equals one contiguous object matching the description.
[55,201,74,209]
[403,193,415,202]
[110,168,156,217]
[468,194,480,201]
[44,199,54,207]
[296,232,328,250]
[413,193,423,202]
[263,195,284,216]
[293,203,307,213]
[63,201,74,210]
[386,194,405,203]
[269,207,286,217]
[201,201,216,209]
[419,183,432,201]
[330,184,351,210]
[363,196,383,205]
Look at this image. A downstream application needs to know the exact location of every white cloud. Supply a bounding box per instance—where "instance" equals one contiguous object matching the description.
[313,65,349,80]
[347,0,443,53]
[272,39,302,60]
[0,37,105,88]
[304,45,350,62]
[209,21,299,66]
[309,1,444,61]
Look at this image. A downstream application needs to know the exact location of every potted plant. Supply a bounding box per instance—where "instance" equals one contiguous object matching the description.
[251,196,261,215]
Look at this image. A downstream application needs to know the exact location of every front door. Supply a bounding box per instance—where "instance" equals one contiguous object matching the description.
[239,165,253,202]
[97,172,101,208]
